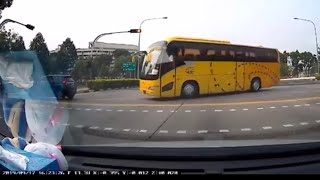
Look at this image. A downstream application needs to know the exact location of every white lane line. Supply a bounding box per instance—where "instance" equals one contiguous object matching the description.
[60,106,65,109]
[89,126,99,130]
[85,108,91,111]
[200,110,207,112]
[294,105,301,107]
[315,120,320,123]
[316,103,320,105]
[215,110,223,112]
[106,109,113,112]
[157,110,164,113]
[66,107,73,110]
[219,129,230,133]
[262,126,272,130]
[257,107,264,110]
[76,108,82,111]
[198,130,208,134]
[96,109,102,111]
[170,110,175,113]
[177,130,187,134]
[122,129,131,132]
[269,107,276,109]
[300,122,309,126]
[142,110,149,113]
[241,128,252,132]
[242,108,249,111]
[117,110,124,112]
[304,104,311,106]
[185,110,192,113]
[159,130,168,134]
[129,110,136,112]
[283,124,294,128]
[74,125,84,128]
[139,130,148,133]
[229,109,237,112]
[281,106,288,108]
[104,128,113,131]
[62,123,70,126]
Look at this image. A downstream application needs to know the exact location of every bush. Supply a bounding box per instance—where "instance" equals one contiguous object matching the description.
[87,79,139,91]
[316,75,320,81]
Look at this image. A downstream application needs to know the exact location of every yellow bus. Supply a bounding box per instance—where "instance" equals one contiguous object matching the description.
[140,37,280,98]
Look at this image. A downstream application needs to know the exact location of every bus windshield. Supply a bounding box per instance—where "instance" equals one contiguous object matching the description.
[141,42,170,80]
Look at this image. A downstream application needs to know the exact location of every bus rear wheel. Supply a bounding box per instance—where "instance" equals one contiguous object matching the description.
[251,78,261,92]
[181,81,199,98]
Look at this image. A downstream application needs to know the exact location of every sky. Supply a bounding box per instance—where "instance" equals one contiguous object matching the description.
[1,0,320,54]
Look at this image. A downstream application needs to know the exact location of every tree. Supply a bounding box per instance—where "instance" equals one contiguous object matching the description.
[56,38,77,74]
[0,29,25,52]
[30,33,50,74]
[113,55,131,78]
[113,49,130,59]
[91,54,113,78]
[0,0,14,10]
[280,62,289,78]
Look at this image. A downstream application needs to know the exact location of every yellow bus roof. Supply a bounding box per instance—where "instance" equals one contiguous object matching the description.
[166,36,231,45]
[166,36,278,50]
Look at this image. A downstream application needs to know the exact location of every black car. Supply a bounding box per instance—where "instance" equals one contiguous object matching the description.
[41,75,77,100]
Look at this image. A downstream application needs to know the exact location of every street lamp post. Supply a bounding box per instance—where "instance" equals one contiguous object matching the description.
[137,17,167,79]
[0,19,34,30]
[89,29,141,79]
[294,17,319,74]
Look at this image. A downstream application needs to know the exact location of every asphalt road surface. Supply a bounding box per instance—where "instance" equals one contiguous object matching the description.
[1,84,320,145]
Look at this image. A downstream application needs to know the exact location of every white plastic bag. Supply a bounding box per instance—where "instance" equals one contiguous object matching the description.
[0,145,29,170]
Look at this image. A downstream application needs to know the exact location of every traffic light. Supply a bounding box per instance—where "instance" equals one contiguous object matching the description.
[129,29,141,33]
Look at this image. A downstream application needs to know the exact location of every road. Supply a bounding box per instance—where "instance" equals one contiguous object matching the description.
[55,84,320,145]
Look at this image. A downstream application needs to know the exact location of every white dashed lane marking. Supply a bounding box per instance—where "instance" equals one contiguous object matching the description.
[117,110,124,112]
[106,109,113,112]
[185,110,192,113]
[159,130,168,134]
[76,108,82,111]
[315,120,320,123]
[283,124,294,128]
[177,130,187,134]
[294,105,301,107]
[198,130,208,134]
[257,107,264,110]
[269,107,276,109]
[242,108,249,111]
[262,126,272,130]
[74,125,84,128]
[142,110,149,113]
[281,106,288,108]
[96,109,102,111]
[123,129,131,132]
[215,110,223,112]
[130,110,136,112]
[89,126,99,130]
[300,122,309,126]
[304,104,311,106]
[229,109,237,112]
[66,107,72,110]
[85,109,91,111]
[139,130,148,133]
[200,110,207,112]
[157,110,164,113]
[104,128,113,131]
[316,103,320,105]
[219,129,230,133]
[241,128,252,132]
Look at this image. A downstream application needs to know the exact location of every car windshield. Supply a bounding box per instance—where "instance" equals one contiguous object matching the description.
[0,0,320,159]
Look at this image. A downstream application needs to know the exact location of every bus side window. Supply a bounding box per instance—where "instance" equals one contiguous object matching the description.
[207,50,216,61]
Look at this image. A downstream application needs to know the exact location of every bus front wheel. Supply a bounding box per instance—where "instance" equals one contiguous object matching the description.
[181,81,199,98]
[251,78,261,92]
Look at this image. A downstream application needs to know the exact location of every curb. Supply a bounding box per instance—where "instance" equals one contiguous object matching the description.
[278,79,320,86]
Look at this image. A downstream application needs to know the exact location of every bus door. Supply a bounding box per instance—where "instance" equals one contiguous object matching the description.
[235,50,246,91]
[160,53,176,98]
[236,61,245,91]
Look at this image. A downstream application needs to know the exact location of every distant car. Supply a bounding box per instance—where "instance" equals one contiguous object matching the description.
[40,75,77,100]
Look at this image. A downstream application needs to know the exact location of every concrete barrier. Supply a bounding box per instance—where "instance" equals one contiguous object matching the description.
[279,77,320,86]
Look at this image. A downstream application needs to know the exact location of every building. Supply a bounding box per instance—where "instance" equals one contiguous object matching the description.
[77,42,139,60]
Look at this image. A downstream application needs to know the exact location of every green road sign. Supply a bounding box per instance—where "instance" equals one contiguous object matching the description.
[122,63,136,72]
